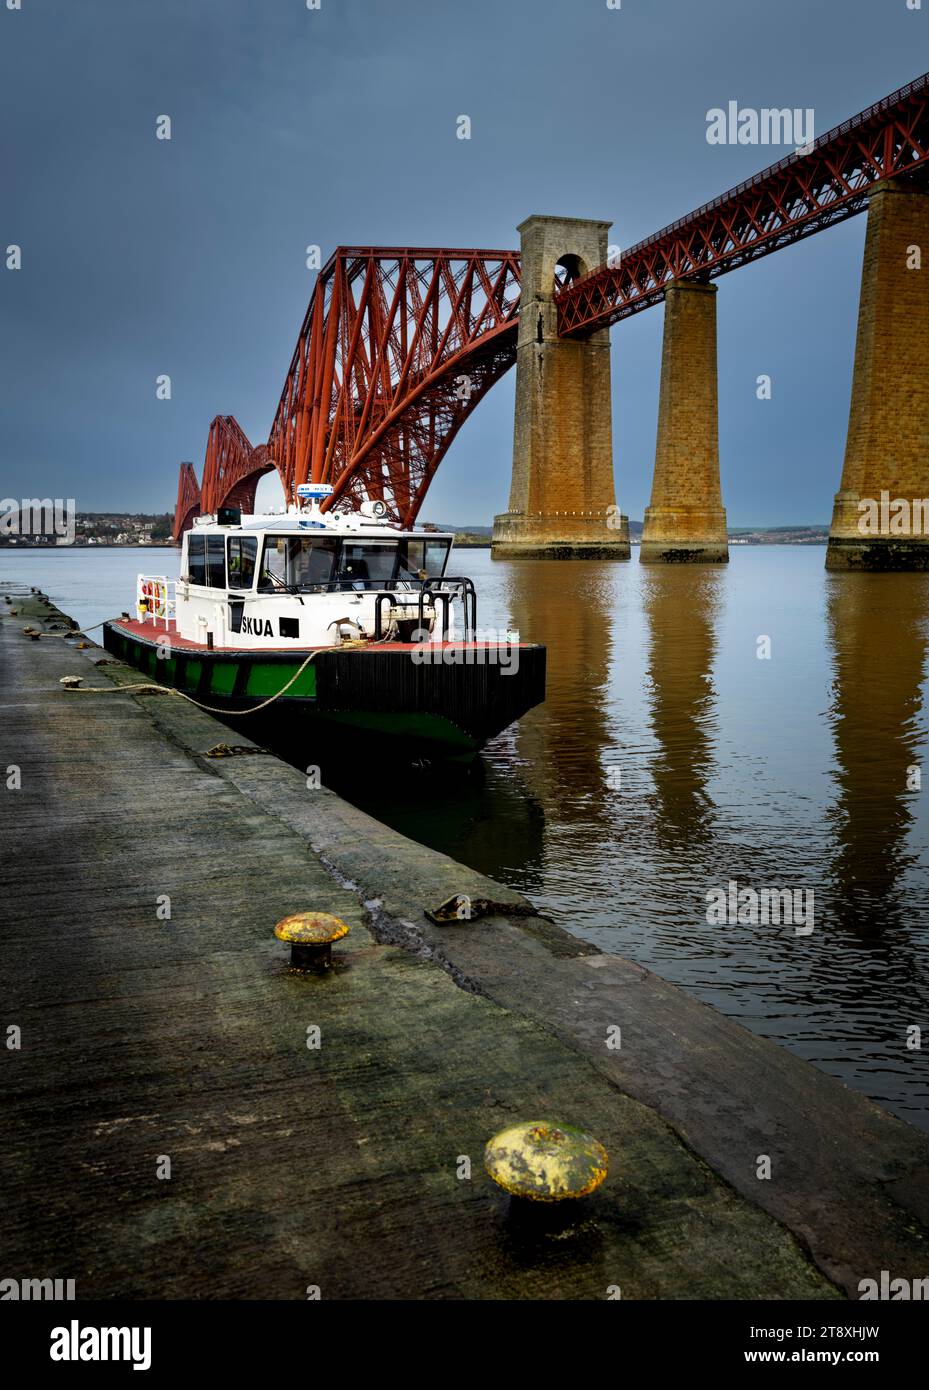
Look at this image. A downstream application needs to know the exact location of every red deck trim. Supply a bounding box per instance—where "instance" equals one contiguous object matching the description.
[108,618,536,656]
[112,617,314,654]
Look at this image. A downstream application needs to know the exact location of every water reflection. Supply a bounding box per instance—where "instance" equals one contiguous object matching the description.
[642,566,722,854]
[500,560,617,819]
[825,574,929,937]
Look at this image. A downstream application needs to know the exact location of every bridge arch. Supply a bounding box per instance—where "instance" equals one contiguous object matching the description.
[267,248,521,527]
[174,249,521,539]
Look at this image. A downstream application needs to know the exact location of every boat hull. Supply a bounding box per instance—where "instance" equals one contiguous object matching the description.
[102,620,546,757]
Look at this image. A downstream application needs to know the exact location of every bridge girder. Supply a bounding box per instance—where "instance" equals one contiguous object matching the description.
[172,71,929,543]
[556,71,929,335]
[268,248,521,527]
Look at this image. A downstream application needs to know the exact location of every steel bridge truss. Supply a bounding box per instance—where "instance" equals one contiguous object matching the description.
[556,71,929,335]
[173,250,520,540]
[173,72,929,540]
[267,248,521,526]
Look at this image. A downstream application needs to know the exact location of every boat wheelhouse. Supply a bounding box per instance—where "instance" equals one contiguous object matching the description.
[104,497,546,757]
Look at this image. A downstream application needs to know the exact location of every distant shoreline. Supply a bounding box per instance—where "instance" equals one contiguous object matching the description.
[0,537,831,551]
[2,521,832,552]
[0,543,177,551]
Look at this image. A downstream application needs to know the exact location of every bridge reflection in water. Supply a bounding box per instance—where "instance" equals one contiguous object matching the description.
[331,550,929,1134]
[825,574,929,937]
[641,567,723,855]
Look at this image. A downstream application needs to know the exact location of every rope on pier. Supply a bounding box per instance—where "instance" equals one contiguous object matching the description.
[25,615,125,639]
[12,605,371,714]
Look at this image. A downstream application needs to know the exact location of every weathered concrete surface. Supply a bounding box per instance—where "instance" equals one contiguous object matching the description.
[0,589,923,1299]
[203,709,929,1300]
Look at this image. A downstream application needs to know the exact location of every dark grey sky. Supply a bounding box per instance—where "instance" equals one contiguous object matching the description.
[1,0,925,524]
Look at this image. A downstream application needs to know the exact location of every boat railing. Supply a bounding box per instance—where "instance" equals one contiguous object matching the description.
[136,574,176,624]
[373,576,477,642]
[261,574,475,597]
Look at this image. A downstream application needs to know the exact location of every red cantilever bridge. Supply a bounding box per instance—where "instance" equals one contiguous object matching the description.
[173,70,929,543]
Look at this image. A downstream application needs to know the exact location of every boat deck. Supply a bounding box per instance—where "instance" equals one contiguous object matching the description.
[113,616,531,656]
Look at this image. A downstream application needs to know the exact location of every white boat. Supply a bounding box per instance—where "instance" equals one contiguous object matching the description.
[104,488,546,758]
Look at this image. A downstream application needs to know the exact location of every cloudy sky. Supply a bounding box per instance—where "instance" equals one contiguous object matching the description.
[1,0,925,525]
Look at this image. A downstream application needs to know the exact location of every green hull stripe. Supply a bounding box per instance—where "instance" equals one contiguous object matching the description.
[109,633,318,699]
[210,663,237,697]
[245,661,316,698]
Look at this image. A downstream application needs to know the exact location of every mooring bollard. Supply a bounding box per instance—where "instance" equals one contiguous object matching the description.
[484,1121,609,1212]
[274,912,350,972]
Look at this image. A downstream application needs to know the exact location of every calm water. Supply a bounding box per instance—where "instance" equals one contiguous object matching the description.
[5,545,929,1131]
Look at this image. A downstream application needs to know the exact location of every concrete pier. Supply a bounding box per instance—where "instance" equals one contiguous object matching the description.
[827,180,929,570]
[492,216,630,559]
[641,280,729,564]
[2,588,929,1299]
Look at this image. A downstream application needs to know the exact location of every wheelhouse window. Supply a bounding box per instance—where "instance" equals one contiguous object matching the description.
[250,533,450,592]
[258,537,287,592]
[206,535,226,588]
[227,536,258,590]
[397,538,450,580]
[286,536,338,589]
[186,532,206,586]
[257,535,338,592]
[336,542,398,588]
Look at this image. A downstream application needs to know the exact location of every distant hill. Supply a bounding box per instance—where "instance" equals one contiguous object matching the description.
[427,523,493,536]
[429,520,827,544]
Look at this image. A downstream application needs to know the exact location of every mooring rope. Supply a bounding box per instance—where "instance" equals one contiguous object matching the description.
[61,650,319,715]
[59,640,371,716]
[21,615,126,639]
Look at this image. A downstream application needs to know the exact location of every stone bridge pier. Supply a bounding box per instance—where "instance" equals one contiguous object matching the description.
[641,279,728,564]
[492,216,630,559]
[827,179,929,570]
